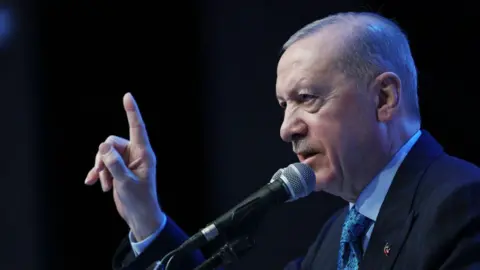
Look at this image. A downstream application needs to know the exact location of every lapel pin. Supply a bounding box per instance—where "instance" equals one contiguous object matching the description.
[383,242,391,256]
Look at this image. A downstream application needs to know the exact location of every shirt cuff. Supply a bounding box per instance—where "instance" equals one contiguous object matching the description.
[129,212,168,256]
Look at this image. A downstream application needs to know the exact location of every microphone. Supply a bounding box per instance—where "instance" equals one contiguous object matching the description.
[175,162,316,255]
[193,235,256,270]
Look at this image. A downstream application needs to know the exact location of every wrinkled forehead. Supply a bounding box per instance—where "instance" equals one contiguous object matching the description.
[276,33,344,97]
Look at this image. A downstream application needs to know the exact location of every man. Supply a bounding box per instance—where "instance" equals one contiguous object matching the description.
[85,11,480,270]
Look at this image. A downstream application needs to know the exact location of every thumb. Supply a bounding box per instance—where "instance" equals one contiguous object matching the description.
[99,143,132,181]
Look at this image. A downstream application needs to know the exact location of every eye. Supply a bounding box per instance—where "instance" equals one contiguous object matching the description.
[279,101,287,109]
[298,94,316,103]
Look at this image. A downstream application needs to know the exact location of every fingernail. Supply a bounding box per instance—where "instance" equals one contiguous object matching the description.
[99,143,111,155]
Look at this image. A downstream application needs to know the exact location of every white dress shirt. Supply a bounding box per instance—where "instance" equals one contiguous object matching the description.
[350,130,421,251]
[128,211,167,256]
[129,130,422,261]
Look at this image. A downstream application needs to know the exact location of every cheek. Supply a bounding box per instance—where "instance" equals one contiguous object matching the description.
[308,103,346,156]
[310,115,341,152]
[334,93,376,148]
[304,112,342,189]
[305,99,370,190]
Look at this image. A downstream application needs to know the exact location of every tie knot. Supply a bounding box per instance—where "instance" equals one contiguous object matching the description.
[340,207,373,243]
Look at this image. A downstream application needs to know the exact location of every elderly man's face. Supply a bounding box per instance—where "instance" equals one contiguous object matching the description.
[276,33,384,200]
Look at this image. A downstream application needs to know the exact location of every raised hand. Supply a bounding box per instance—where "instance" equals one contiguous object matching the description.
[84,93,164,241]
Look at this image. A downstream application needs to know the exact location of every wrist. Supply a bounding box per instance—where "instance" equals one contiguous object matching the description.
[129,207,165,242]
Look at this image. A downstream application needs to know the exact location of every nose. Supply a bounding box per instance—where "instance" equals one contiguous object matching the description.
[280,106,307,142]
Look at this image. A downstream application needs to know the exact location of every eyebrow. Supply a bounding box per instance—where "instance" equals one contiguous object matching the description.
[277,85,325,101]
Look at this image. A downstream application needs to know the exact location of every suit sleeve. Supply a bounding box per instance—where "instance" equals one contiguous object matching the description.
[433,180,480,269]
[112,216,205,270]
[112,208,345,270]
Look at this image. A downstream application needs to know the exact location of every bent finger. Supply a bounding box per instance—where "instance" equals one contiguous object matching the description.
[105,135,130,155]
[99,169,113,192]
[94,152,105,173]
[99,142,131,181]
[85,167,99,185]
[94,136,129,174]
[85,152,103,184]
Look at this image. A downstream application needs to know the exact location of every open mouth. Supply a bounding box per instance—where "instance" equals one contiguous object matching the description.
[297,151,318,163]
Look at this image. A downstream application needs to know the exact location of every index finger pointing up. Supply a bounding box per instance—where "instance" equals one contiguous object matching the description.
[123,92,150,146]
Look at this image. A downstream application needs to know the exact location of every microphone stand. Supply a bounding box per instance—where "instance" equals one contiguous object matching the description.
[193,235,256,270]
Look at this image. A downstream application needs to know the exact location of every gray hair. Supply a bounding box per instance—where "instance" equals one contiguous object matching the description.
[282,12,419,118]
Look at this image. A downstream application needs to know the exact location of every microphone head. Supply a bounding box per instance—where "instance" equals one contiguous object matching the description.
[280,163,316,201]
[269,168,284,183]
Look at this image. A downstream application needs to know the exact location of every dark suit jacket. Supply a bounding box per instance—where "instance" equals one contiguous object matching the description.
[112,130,480,270]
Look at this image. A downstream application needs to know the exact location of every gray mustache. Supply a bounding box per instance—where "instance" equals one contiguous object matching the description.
[292,140,317,155]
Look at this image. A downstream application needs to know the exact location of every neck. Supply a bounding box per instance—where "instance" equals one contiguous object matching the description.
[345,119,420,203]
[386,119,420,158]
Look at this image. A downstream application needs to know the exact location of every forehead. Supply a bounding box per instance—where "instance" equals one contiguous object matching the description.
[276,29,345,96]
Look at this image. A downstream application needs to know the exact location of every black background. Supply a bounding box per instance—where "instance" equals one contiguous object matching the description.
[1,0,479,269]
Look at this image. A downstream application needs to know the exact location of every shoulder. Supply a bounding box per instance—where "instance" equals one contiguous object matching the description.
[415,154,480,229]
[416,153,480,207]
[430,154,480,183]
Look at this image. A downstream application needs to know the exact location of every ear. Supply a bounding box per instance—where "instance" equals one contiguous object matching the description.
[372,72,401,122]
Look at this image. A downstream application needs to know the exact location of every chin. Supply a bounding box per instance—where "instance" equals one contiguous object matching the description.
[302,155,337,193]
[320,181,356,202]
[313,172,337,193]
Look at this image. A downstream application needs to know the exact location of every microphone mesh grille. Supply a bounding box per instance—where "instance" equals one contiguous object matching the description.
[269,168,284,183]
[281,163,316,200]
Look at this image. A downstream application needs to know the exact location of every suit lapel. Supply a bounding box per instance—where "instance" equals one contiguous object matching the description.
[312,208,348,270]
[360,130,444,270]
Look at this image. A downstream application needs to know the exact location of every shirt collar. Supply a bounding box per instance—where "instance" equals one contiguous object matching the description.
[349,130,422,221]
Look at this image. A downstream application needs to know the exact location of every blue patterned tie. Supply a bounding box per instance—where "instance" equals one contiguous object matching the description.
[337,206,373,270]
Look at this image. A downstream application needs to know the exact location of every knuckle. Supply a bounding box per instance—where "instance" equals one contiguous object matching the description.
[131,119,146,128]
[100,169,111,180]
[106,135,119,143]
[103,156,119,168]
[106,135,130,146]
[102,150,119,166]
